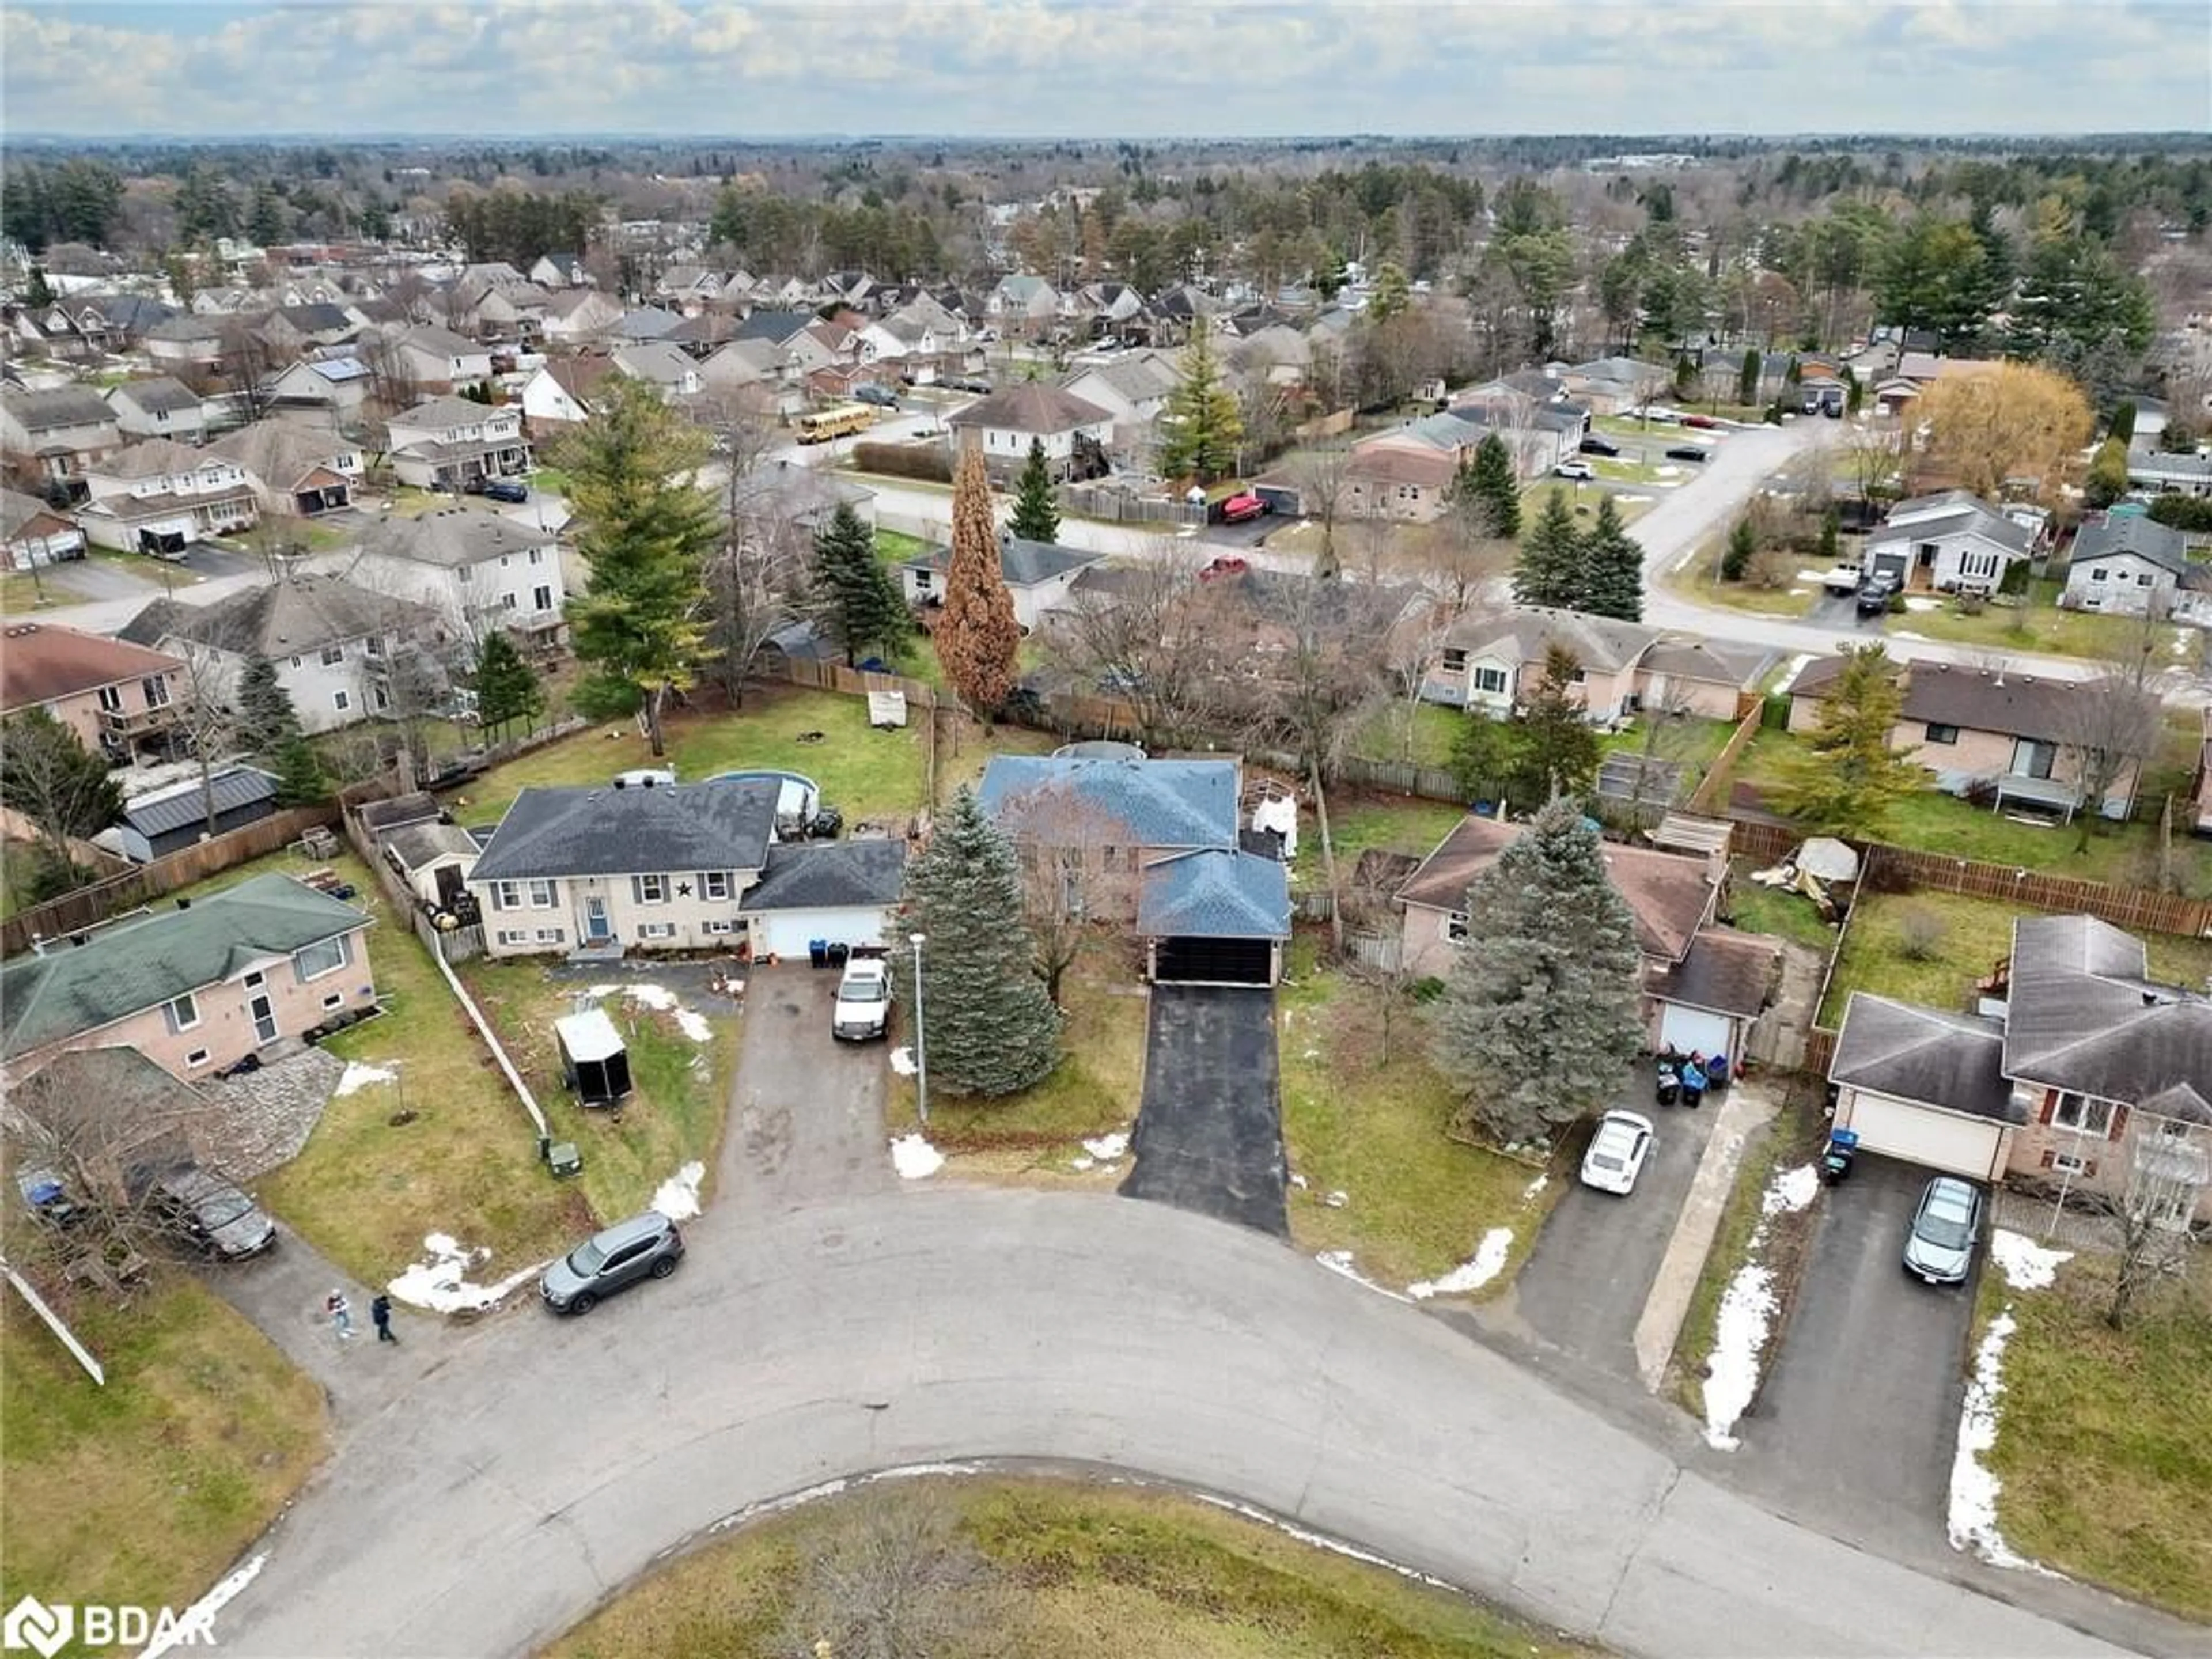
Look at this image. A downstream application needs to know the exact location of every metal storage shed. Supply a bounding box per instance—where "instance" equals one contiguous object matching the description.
[554,1007,631,1107]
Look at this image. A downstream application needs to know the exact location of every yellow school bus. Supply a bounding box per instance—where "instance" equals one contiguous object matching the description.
[796,403,875,444]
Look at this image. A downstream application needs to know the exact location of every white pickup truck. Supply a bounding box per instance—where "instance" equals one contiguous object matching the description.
[1819,564,1865,594]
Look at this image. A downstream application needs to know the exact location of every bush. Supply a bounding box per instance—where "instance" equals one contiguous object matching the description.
[1894,902,1948,961]
[852,441,952,483]
[2147,493,2212,534]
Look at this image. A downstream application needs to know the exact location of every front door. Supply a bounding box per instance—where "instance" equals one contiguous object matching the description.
[584,896,611,942]
[247,987,278,1046]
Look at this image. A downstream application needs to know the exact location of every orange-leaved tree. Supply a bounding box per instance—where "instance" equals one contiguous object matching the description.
[935,445,1022,719]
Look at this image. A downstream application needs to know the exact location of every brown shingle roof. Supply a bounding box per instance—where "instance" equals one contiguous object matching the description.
[1900,663,2077,745]
[1649,928,1781,1019]
[946,381,1112,435]
[0,622,184,712]
[1347,445,1456,488]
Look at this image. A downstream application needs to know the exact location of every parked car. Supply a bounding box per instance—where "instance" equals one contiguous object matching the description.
[1819,564,1866,594]
[1579,1111,1655,1196]
[1903,1176,1984,1285]
[1219,491,1268,524]
[832,956,893,1041]
[1680,414,1719,429]
[1552,459,1595,480]
[853,382,900,409]
[1856,574,1900,616]
[540,1211,684,1314]
[470,476,528,503]
[1578,435,1621,457]
[1662,444,1710,464]
[143,1165,278,1259]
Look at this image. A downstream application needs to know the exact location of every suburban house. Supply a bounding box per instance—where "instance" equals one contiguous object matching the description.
[2124,449,2212,499]
[608,341,704,400]
[73,438,259,554]
[345,506,566,646]
[987,275,1062,335]
[1786,657,2138,820]
[111,766,282,863]
[105,377,209,442]
[466,777,781,959]
[1425,608,1766,721]
[0,873,377,1087]
[1058,351,1183,456]
[0,622,186,763]
[1871,352,2005,419]
[1557,357,1672,416]
[2061,512,2205,616]
[976,755,1291,986]
[120,574,445,734]
[6,1047,230,1211]
[517,354,618,437]
[947,383,1113,482]
[1862,490,2041,596]
[209,421,365,518]
[379,324,494,395]
[267,356,372,426]
[142,313,230,372]
[735,839,908,961]
[384,397,532,492]
[1830,914,2211,1222]
[1446,388,1591,476]
[900,532,1108,631]
[1393,813,1780,1059]
[540,287,628,347]
[0,487,88,571]
[1344,442,1459,522]
[0,386,122,501]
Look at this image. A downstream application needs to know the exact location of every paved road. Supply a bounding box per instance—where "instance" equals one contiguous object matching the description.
[724,965,891,1214]
[215,1188,2161,1659]
[1501,1093,1722,1377]
[1120,985,1287,1237]
[1732,1153,1981,1553]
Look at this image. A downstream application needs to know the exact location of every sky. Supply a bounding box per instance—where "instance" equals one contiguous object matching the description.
[3,1,2207,141]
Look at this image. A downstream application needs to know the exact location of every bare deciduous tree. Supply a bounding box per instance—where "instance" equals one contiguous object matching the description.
[1288,441,1357,579]
[699,396,804,706]
[1044,540,1215,747]
[994,786,1140,1005]
[2093,1108,2208,1330]
[2056,621,2166,853]
[775,1486,1014,1659]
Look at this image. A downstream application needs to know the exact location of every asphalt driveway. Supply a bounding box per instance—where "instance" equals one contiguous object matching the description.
[1729,1151,1979,1548]
[1120,985,1288,1237]
[1505,1088,1724,1376]
[724,965,891,1214]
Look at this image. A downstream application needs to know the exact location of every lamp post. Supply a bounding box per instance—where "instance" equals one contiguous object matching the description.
[909,931,929,1127]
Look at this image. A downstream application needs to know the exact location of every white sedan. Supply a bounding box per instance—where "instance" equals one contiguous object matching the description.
[1580,1110,1655,1195]
[1552,459,1596,480]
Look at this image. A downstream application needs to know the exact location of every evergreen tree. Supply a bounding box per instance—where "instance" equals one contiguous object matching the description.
[1156,315,1243,483]
[236,653,302,753]
[1455,431,1522,541]
[1738,347,1761,406]
[936,448,1022,718]
[1818,507,1840,563]
[895,787,1063,1098]
[1513,488,1583,609]
[1580,495,1643,621]
[471,630,543,739]
[1771,644,1922,835]
[1429,797,1645,1143]
[560,377,718,756]
[810,501,911,666]
[272,736,328,807]
[1721,516,1758,582]
[1007,437,1061,543]
[0,709,123,871]
[2108,399,2137,446]
[2086,437,2130,510]
[1516,645,1601,803]
[1448,715,1532,815]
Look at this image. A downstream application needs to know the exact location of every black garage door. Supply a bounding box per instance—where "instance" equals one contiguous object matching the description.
[1153,936,1273,986]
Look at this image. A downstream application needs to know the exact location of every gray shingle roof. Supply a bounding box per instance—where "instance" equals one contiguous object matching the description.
[469,778,780,882]
[902,535,1104,588]
[1138,848,1290,938]
[392,395,500,432]
[2068,513,2193,578]
[1,874,369,1059]
[119,574,438,658]
[2001,914,2212,1105]
[123,767,278,839]
[738,840,907,912]
[733,310,815,345]
[978,757,1239,851]
[3,385,116,432]
[1900,664,2078,747]
[1828,994,2022,1124]
[946,382,1112,435]
[1649,928,1781,1019]
[353,505,553,570]
[1872,501,2033,556]
[109,377,202,415]
[209,420,354,491]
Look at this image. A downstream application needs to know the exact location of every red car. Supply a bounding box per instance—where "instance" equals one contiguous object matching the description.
[1680,414,1719,430]
[1219,491,1268,523]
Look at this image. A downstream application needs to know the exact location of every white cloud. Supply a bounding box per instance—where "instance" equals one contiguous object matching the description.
[2,1,2202,135]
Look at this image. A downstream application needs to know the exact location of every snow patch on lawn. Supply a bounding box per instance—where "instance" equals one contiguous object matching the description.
[652,1160,705,1221]
[1949,1312,2058,1574]
[889,1133,944,1180]
[1765,1163,1819,1216]
[1654,465,1682,479]
[584,982,715,1042]
[1407,1228,1513,1300]
[1314,1250,1408,1302]
[387,1232,544,1313]
[1989,1228,2071,1291]
[141,1552,264,1659]
[1702,1164,1821,1449]
[334,1062,395,1096]
[1082,1131,1128,1161]
[1904,596,1944,611]
[1521,1173,1549,1202]
[889,1046,918,1077]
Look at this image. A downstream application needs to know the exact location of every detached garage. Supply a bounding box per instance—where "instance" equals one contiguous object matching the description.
[1648,930,1782,1065]
[1139,848,1290,988]
[739,839,906,962]
[1827,993,2024,1180]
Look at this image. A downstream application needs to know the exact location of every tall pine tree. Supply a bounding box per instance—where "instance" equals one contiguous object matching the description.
[936,447,1022,718]
[272,736,328,807]
[1007,437,1061,543]
[896,787,1063,1098]
[811,501,910,666]
[1580,495,1643,621]
[1456,431,1522,540]
[470,630,544,740]
[1771,645,1922,835]
[235,653,301,754]
[1516,644,1601,802]
[1429,797,1645,1143]
[1156,315,1243,483]
[1513,487,1584,610]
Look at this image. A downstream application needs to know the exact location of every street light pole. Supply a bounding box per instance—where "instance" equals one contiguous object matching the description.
[909,931,929,1127]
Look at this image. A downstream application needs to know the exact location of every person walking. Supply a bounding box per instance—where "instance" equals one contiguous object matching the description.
[326,1289,353,1340]
[370,1293,397,1344]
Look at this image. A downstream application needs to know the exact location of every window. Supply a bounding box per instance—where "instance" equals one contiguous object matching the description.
[290,655,303,668]
[97,684,122,711]
[166,992,200,1032]
[2054,1093,2115,1135]
[186,1048,210,1069]
[142,675,170,707]
[640,921,677,940]
[914,570,935,591]
[528,547,543,566]
[293,933,350,981]
[243,969,264,989]
[457,564,474,585]
[363,634,383,658]
[497,929,529,946]
[332,688,351,712]
[501,593,518,611]
[321,645,346,666]
[700,871,731,901]
[499,554,511,568]
[2051,1152,2095,1177]
[1441,648,1468,673]
[1446,911,1470,943]
[1570,668,1587,684]
[1473,666,1509,695]
[2089,567,2107,583]
[702,919,736,936]
[1924,724,1959,745]
[321,991,344,1010]
[533,585,552,612]
[535,927,564,944]
[373,685,390,713]
[528,879,555,908]
[632,873,667,904]
[493,880,521,911]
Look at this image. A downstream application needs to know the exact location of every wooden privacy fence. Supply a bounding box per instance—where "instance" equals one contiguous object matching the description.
[1859,841,2211,937]
[1,805,343,958]
[771,659,941,707]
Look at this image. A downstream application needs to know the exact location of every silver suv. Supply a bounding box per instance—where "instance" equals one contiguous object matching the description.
[540,1211,684,1314]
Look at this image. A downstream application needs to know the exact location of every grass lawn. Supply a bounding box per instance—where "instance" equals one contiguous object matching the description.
[1304,794,1466,894]
[874,526,937,565]
[0,1278,326,1627]
[546,1473,1591,1659]
[461,687,929,827]
[459,960,737,1227]
[1819,889,2212,1028]
[1980,1262,2212,1619]
[1884,580,2191,663]
[1665,563,1820,619]
[0,566,96,611]
[1279,938,1556,1290]
[218,849,592,1285]
[1718,858,1839,953]
[527,465,574,496]
[1352,700,1463,771]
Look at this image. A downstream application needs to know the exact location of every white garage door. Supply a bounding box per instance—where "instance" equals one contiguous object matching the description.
[1658,1003,1733,1060]
[1840,1092,2005,1180]
[747,906,892,961]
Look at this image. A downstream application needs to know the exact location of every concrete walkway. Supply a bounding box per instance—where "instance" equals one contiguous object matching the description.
[1632,1082,1782,1390]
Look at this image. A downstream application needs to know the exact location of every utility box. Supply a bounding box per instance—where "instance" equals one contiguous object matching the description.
[554,1007,632,1107]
